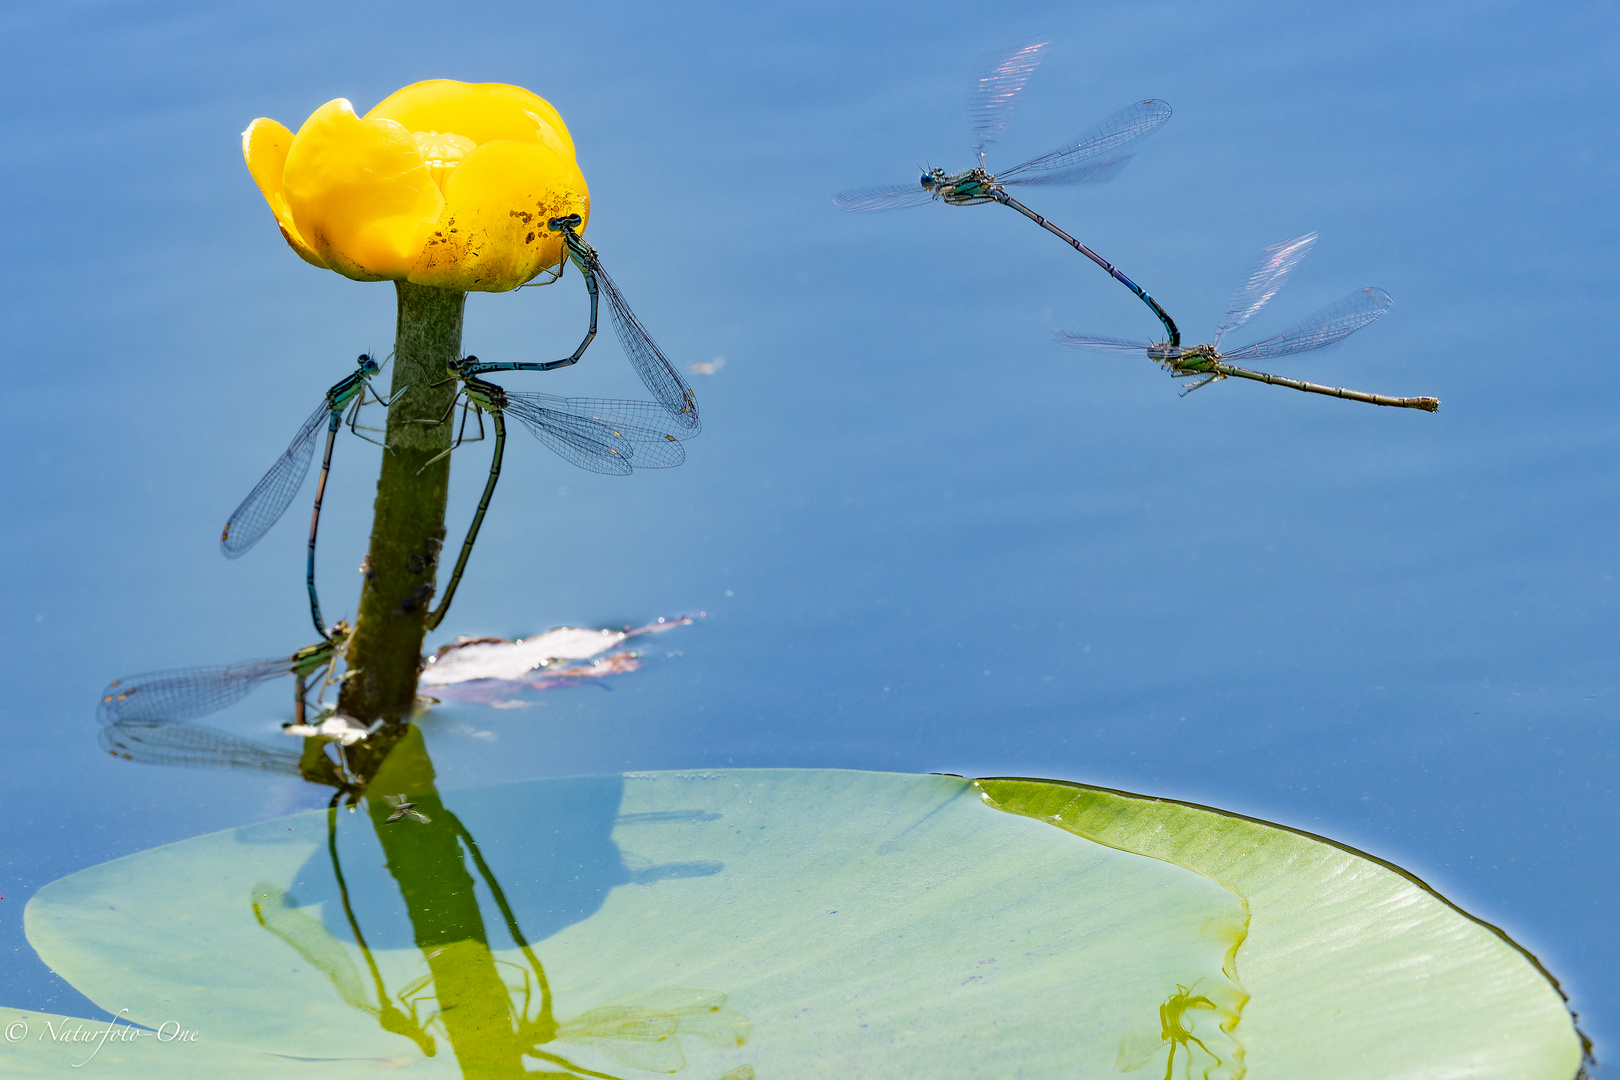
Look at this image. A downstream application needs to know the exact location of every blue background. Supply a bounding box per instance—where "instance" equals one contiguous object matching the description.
[0,0,1614,1065]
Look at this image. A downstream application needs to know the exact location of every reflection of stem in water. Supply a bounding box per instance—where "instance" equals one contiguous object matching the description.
[237,723,750,1079]
[445,809,555,1036]
[250,876,439,1059]
[106,711,749,1075]
[327,806,439,1057]
[445,808,752,1077]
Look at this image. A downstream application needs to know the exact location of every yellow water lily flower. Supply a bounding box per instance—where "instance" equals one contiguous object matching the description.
[243,80,589,292]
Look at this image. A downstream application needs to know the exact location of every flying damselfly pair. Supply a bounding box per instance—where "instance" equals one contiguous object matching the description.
[101,218,699,747]
[834,40,1437,412]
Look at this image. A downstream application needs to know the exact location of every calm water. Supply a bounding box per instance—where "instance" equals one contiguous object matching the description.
[2,0,1615,1065]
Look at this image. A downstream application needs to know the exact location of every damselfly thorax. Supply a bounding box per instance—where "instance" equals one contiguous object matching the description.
[923,167,1001,205]
[457,371,509,415]
[1160,344,1219,373]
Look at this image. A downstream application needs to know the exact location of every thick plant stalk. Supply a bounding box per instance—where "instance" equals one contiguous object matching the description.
[337,282,465,725]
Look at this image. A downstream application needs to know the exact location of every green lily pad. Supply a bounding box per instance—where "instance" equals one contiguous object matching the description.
[14,770,1583,1078]
[978,776,1587,1079]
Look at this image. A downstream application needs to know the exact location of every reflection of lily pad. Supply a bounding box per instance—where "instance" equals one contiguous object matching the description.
[17,771,1583,1077]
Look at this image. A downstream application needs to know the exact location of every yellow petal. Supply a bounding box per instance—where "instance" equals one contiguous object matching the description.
[281,98,444,281]
[408,139,590,292]
[366,80,575,163]
[241,118,327,269]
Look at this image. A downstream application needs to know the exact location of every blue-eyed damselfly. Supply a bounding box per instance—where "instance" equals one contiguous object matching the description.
[97,621,351,729]
[420,363,693,630]
[834,41,1180,344]
[221,354,404,637]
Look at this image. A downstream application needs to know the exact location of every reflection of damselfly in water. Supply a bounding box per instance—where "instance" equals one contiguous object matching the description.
[97,620,350,729]
[100,719,303,775]
[834,41,1179,343]
[251,804,751,1076]
[220,354,406,638]
[1056,233,1440,412]
[252,813,440,1058]
[462,214,701,434]
[420,364,693,630]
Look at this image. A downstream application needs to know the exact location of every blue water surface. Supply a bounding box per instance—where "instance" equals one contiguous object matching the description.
[0,0,1614,1064]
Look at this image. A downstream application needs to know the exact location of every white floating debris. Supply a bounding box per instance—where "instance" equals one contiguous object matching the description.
[422,627,630,685]
[418,616,694,706]
[283,713,373,746]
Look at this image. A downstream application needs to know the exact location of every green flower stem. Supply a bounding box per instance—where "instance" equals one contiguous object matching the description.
[366,727,530,1076]
[337,281,465,725]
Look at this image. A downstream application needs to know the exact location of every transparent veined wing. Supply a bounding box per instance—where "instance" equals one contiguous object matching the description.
[832,183,941,212]
[1002,153,1134,188]
[555,1000,684,1072]
[554,989,744,1074]
[592,261,701,433]
[221,400,328,558]
[1222,287,1393,361]
[1212,233,1317,349]
[97,656,296,724]
[507,395,688,471]
[100,720,303,775]
[969,40,1048,163]
[998,99,1172,185]
[545,396,691,469]
[504,396,640,476]
[1053,331,1178,357]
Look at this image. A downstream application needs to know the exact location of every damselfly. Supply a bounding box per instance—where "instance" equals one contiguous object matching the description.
[420,364,693,630]
[221,354,405,637]
[1054,233,1439,411]
[97,621,351,729]
[464,215,701,433]
[834,42,1179,342]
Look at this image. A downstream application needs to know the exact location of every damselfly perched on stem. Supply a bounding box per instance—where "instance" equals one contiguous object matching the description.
[418,363,693,630]
[834,41,1180,344]
[1054,233,1439,411]
[97,621,351,729]
[220,354,406,637]
[466,215,701,434]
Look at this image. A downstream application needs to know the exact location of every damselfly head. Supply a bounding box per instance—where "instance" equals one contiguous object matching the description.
[450,355,476,373]
[547,213,583,232]
[357,354,379,375]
